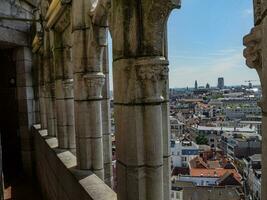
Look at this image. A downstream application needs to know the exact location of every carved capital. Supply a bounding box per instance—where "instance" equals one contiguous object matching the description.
[83,73,105,99]
[113,56,169,104]
[63,78,74,98]
[137,62,169,103]
[243,25,262,70]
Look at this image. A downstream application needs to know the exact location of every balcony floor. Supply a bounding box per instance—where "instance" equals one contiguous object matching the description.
[4,176,42,200]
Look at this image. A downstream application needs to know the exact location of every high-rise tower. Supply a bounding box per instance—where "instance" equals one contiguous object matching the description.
[217,77,224,89]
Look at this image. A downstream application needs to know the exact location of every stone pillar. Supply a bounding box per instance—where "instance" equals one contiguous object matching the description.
[32,53,41,125]
[72,0,109,179]
[53,32,76,153]
[43,31,57,137]
[243,1,267,199]
[38,52,48,130]
[162,24,171,200]
[15,47,35,175]
[102,47,113,186]
[112,1,180,199]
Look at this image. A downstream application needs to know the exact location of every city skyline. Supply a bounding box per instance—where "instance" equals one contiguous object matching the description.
[167,0,259,88]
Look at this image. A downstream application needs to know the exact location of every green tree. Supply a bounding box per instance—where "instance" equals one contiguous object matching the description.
[195,135,208,145]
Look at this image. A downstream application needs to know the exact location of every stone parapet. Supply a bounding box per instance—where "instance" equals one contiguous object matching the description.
[32,125,117,200]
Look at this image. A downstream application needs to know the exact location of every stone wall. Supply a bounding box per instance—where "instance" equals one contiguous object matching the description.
[0,0,34,46]
[0,0,38,176]
[32,125,116,200]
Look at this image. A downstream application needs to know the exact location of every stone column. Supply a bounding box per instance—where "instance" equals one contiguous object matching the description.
[72,0,109,179]
[15,47,35,175]
[112,1,180,199]
[32,53,41,125]
[37,51,48,130]
[162,25,171,200]
[53,32,76,153]
[43,31,57,137]
[102,47,113,186]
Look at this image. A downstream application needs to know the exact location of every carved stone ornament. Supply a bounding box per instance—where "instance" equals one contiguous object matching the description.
[63,78,74,98]
[136,57,169,103]
[243,25,262,70]
[113,56,169,104]
[253,0,262,25]
[83,73,105,99]
[54,7,71,33]
[45,0,72,30]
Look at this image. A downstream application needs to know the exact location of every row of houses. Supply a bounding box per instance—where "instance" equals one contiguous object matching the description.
[171,137,244,200]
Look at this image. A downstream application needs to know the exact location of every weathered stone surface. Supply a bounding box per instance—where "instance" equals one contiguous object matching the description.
[244,2,267,199]
[71,0,111,181]
[112,1,179,199]
[33,127,116,200]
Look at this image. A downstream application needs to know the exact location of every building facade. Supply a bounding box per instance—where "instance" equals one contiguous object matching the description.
[171,138,199,168]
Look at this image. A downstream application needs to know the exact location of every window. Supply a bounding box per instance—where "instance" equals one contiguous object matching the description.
[176,192,180,199]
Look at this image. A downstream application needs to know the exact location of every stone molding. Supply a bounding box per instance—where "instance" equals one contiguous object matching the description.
[45,0,71,30]
[32,33,43,53]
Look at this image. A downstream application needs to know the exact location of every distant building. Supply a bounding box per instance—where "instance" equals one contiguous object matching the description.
[171,181,244,200]
[223,100,261,120]
[221,132,261,159]
[195,80,198,89]
[218,77,224,89]
[206,83,210,89]
[240,121,262,135]
[188,156,242,184]
[171,155,244,200]
[192,125,257,149]
[243,154,261,200]
[171,137,199,168]
[170,116,185,139]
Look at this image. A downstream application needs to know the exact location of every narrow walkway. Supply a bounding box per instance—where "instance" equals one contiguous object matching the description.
[4,176,42,200]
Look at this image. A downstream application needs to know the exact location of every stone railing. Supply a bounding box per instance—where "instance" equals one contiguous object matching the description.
[32,125,117,200]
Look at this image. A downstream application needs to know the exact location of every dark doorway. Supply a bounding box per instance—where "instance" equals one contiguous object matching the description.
[0,49,22,187]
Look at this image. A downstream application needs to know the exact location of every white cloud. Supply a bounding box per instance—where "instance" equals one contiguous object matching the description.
[169,48,259,87]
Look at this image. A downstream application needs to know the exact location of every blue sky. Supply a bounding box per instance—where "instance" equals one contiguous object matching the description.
[168,0,259,88]
[109,0,259,88]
